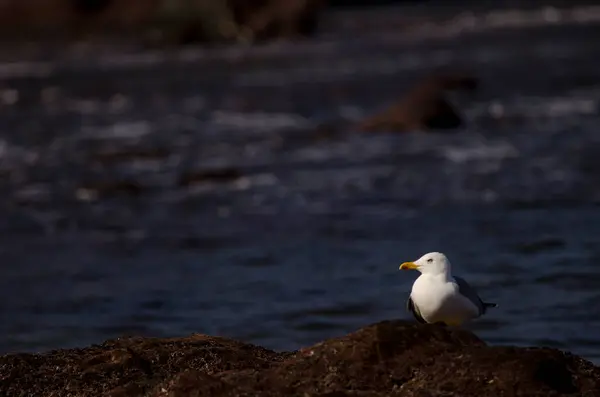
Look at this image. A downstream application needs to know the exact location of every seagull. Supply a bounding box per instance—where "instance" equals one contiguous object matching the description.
[399,252,496,326]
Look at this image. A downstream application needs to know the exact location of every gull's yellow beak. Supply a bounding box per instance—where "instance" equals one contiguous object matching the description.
[399,261,418,270]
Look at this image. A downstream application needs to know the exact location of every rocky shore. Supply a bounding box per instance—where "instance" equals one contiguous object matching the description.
[0,0,425,46]
[0,0,326,45]
[1,320,598,396]
[0,0,487,46]
[356,72,478,133]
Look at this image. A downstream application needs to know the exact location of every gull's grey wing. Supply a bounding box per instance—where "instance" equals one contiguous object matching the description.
[407,296,427,323]
[453,276,491,316]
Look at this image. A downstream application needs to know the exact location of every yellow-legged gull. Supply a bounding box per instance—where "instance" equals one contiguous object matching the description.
[399,252,496,326]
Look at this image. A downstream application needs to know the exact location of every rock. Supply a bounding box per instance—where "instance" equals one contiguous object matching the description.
[0,0,324,44]
[0,334,290,397]
[71,0,111,15]
[227,0,325,42]
[356,72,479,133]
[155,0,325,44]
[0,0,159,37]
[1,321,599,396]
[329,0,424,6]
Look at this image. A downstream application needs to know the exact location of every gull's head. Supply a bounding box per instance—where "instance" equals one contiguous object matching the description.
[399,252,451,275]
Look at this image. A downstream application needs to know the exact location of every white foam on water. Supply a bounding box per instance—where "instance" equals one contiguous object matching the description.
[124,159,170,173]
[0,140,39,168]
[95,51,167,69]
[211,111,313,131]
[0,61,53,79]
[441,141,519,164]
[0,88,19,106]
[13,184,51,203]
[532,97,598,118]
[232,51,453,86]
[81,121,152,141]
[486,96,599,119]
[171,173,278,200]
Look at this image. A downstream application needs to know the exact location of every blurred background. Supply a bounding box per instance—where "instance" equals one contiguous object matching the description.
[1,0,600,364]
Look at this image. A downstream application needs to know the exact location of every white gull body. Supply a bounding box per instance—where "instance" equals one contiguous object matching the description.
[399,252,496,326]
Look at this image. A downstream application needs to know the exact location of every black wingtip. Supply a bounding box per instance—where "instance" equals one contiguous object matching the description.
[484,302,498,308]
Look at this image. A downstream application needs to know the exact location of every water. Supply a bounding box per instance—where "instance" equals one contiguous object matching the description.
[1,3,600,363]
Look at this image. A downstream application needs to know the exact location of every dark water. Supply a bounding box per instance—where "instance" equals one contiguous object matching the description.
[2,4,600,363]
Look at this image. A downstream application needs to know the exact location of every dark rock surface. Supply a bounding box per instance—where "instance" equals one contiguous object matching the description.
[227,0,325,42]
[356,72,479,133]
[329,0,426,6]
[0,0,325,44]
[1,320,599,396]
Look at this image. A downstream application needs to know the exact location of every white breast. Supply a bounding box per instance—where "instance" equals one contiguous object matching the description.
[411,275,479,325]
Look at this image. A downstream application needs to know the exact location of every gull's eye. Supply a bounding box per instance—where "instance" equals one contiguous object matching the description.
[427,258,433,263]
